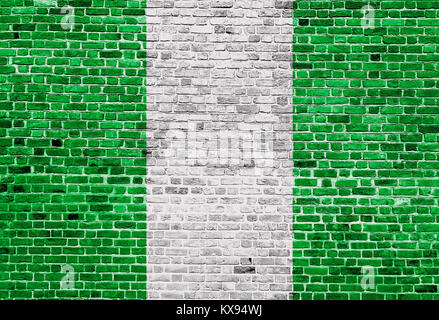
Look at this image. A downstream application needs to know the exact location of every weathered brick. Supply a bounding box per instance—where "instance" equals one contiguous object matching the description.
[147,0,292,300]
[2,0,146,300]
[293,0,439,301]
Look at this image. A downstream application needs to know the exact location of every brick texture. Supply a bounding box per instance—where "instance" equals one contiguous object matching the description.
[1,0,146,299]
[293,0,439,300]
[147,0,292,299]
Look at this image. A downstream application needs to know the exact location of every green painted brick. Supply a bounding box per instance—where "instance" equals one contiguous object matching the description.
[1,0,146,300]
[294,0,439,300]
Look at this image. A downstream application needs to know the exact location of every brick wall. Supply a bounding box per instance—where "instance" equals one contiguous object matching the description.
[10,0,439,302]
[147,0,292,299]
[293,0,439,299]
[1,0,146,299]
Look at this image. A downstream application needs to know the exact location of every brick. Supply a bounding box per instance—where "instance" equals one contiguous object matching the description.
[2,0,146,300]
[293,0,439,301]
[147,0,291,300]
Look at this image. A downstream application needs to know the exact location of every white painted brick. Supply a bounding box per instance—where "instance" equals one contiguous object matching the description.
[147,0,291,299]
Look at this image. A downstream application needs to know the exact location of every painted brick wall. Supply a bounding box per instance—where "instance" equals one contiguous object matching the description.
[147,0,292,299]
[293,0,439,299]
[5,0,439,302]
[1,0,146,299]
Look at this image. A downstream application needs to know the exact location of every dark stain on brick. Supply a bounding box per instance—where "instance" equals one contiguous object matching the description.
[328,115,350,123]
[14,138,24,146]
[371,54,381,61]
[108,177,130,184]
[369,71,379,78]
[49,7,65,15]
[0,120,11,128]
[296,198,320,205]
[293,63,312,69]
[13,185,25,193]
[342,267,361,275]
[0,248,10,254]
[142,149,152,157]
[423,250,437,258]
[133,177,143,184]
[14,120,24,127]
[123,9,145,16]
[345,1,366,9]
[34,148,44,156]
[191,187,203,194]
[352,187,376,196]
[57,0,92,7]
[299,19,309,26]
[243,160,255,168]
[408,259,419,267]
[86,195,108,202]
[0,184,6,192]
[374,179,397,186]
[14,32,19,39]
[161,52,171,60]
[52,139,62,147]
[32,213,46,220]
[415,285,437,293]
[214,26,225,33]
[234,266,256,274]
[275,1,292,9]
[9,166,31,174]
[71,0,92,6]
[68,214,79,220]
[419,125,439,133]
[13,24,35,31]
[165,187,189,195]
[294,161,317,168]
[335,54,345,61]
